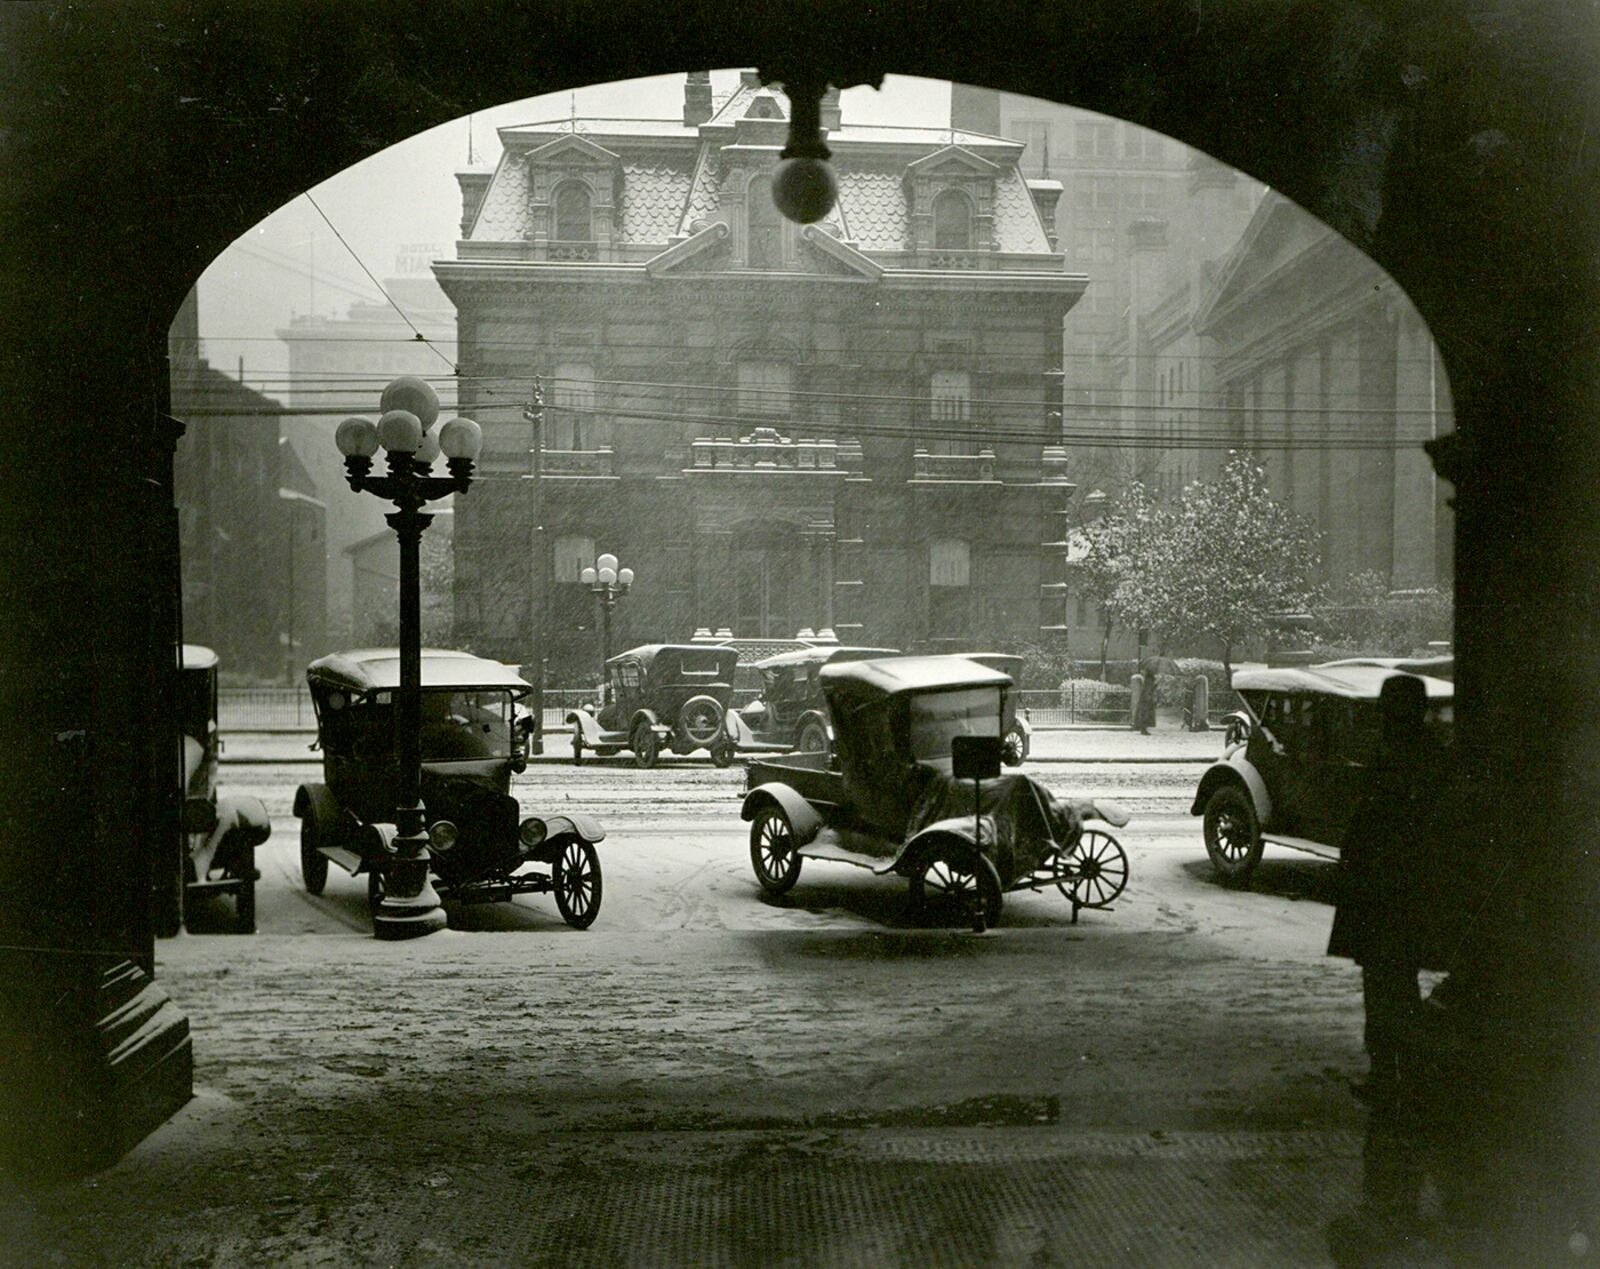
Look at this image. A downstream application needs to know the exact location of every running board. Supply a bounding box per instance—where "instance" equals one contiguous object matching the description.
[798,833,898,874]
[1262,834,1340,862]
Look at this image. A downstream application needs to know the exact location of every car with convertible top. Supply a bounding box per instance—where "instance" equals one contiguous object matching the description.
[568,643,740,767]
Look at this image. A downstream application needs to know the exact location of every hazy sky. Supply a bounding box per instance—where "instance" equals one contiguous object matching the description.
[196,71,953,393]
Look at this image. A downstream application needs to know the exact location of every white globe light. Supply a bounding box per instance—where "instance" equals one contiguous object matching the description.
[380,376,441,429]
[598,566,617,585]
[335,416,379,458]
[618,567,634,586]
[438,416,482,460]
[596,553,618,573]
[377,409,422,454]
[415,430,441,465]
[580,566,597,585]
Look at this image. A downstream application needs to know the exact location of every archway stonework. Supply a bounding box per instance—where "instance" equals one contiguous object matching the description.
[2,3,1596,1236]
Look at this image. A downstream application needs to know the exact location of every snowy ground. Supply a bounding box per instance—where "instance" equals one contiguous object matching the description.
[7,741,1397,1266]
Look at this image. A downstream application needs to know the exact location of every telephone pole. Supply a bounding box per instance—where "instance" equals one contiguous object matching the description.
[524,378,547,746]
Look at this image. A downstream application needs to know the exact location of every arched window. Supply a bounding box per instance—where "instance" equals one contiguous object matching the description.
[747,174,783,268]
[554,182,592,242]
[933,190,973,251]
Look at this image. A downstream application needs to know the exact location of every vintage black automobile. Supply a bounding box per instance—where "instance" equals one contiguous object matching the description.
[742,656,1129,929]
[172,644,270,935]
[295,648,604,928]
[567,643,740,768]
[954,652,1033,766]
[1191,661,1454,881]
[722,645,898,760]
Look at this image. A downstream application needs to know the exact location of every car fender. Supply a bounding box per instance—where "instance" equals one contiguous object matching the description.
[739,783,823,846]
[891,824,1003,893]
[1190,757,1272,824]
[723,708,752,746]
[540,812,607,845]
[1010,715,1033,738]
[629,708,671,737]
[193,791,271,876]
[566,709,607,745]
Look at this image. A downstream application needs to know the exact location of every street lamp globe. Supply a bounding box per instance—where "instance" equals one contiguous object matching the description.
[415,430,441,467]
[596,552,618,574]
[335,416,380,458]
[598,565,617,585]
[618,567,634,587]
[377,409,423,454]
[379,375,440,429]
[580,566,597,586]
[438,416,483,461]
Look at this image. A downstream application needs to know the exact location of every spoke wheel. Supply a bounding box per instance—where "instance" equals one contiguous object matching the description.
[632,723,659,769]
[553,839,603,929]
[709,740,735,768]
[298,787,334,896]
[1203,784,1263,881]
[572,733,584,765]
[796,720,830,758]
[235,850,257,934]
[1060,829,1129,908]
[680,695,725,747]
[749,807,803,895]
[907,844,1001,929]
[1002,727,1027,767]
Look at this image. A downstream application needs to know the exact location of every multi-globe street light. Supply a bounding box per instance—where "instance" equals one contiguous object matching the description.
[334,376,481,940]
[579,553,634,672]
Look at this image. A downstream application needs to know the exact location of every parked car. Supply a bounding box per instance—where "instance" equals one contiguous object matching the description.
[951,652,1033,765]
[173,644,270,934]
[742,655,1129,928]
[723,645,899,760]
[296,648,604,928]
[567,644,739,768]
[1190,662,1454,881]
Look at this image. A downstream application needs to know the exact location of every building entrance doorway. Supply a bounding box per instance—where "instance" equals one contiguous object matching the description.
[734,544,803,637]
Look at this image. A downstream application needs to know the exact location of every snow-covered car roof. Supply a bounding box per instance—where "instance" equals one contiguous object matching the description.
[307,648,531,694]
[752,646,898,670]
[821,655,1013,697]
[1231,662,1453,700]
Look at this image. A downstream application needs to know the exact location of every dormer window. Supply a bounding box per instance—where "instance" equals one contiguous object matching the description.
[554,182,593,243]
[747,174,784,268]
[933,191,974,251]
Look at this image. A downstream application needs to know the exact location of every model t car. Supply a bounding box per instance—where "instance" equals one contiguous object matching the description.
[295,648,605,928]
[168,644,271,935]
[1191,661,1454,882]
[567,643,739,768]
[956,653,1033,765]
[741,656,1129,929]
[722,645,898,760]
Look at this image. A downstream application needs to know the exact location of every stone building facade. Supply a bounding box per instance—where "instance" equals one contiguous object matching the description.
[437,73,1087,683]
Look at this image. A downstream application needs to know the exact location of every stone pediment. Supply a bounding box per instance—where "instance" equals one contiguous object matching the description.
[1194,192,1331,331]
[645,220,731,276]
[525,133,623,170]
[905,145,1000,178]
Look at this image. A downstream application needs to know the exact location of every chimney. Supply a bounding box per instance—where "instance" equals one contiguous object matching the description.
[684,71,713,127]
[1027,179,1063,249]
[456,169,491,238]
[820,85,841,132]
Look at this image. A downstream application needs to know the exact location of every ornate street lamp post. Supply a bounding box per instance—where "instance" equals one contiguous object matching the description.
[334,376,481,940]
[579,553,634,673]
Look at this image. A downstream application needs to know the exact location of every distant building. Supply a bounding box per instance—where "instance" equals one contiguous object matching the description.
[170,291,328,680]
[277,272,459,648]
[437,72,1088,683]
[346,509,454,646]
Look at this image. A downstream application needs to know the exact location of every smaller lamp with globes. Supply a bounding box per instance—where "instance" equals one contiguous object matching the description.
[579,553,635,671]
[333,376,482,940]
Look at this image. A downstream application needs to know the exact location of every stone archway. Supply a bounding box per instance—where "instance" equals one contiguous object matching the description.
[2,4,1596,1234]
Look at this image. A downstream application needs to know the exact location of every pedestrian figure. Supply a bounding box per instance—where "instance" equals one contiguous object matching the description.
[1326,673,1450,1264]
[1133,654,1172,734]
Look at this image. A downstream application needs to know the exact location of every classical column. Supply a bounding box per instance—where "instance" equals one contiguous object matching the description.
[1390,308,1440,587]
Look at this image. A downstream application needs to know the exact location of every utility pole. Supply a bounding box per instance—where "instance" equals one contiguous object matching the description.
[524,378,547,746]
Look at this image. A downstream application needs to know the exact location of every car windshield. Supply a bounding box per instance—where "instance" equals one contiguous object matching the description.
[418,689,513,761]
[907,688,1002,773]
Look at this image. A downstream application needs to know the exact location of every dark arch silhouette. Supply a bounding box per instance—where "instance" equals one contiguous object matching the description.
[1,6,1595,1245]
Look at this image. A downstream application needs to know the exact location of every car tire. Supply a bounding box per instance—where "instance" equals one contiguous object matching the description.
[553,838,603,929]
[709,740,735,768]
[1203,784,1263,882]
[297,784,336,896]
[749,806,803,895]
[235,848,257,934]
[366,866,385,916]
[796,719,830,758]
[572,732,584,766]
[679,695,725,748]
[907,841,1002,930]
[1002,726,1027,767]
[632,723,660,769]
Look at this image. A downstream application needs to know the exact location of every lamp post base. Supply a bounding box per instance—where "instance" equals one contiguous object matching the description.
[373,886,448,940]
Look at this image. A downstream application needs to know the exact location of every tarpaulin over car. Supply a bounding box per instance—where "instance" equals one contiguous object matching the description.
[905,769,1083,887]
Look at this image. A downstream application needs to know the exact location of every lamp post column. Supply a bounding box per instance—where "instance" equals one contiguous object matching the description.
[581,553,633,684]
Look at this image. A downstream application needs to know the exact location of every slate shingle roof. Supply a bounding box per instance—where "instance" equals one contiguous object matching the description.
[837,170,909,251]
[991,168,1052,253]
[619,161,694,242]
[470,155,527,241]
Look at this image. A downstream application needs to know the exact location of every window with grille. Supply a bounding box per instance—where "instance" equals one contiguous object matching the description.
[549,362,600,449]
[932,190,973,250]
[929,370,975,455]
[554,182,592,242]
[738,360,793,416]
[1076,121,1115,158]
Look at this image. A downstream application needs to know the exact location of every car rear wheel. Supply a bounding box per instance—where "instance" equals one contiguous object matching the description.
[572,732,583,765]
[680,695,725,747]
[709,740,735,768]
[1203,784,1263,881]
[796,719,830,758]
[1057,829,1128,908]
[297,784,336,896]
[1002,726,1027,767]
[632,723,660,769]
[749,806,803,895]
[907,842,1002,931]
[553,839,603,929]
[235,850,257,934]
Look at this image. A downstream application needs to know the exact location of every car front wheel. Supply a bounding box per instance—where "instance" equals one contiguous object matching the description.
[1002,726,1027,767]
[298,784,336,896]
[1203,784,1263,881]
[749,806,803,895]
[907,843,1002,931]
[553,839,603,928]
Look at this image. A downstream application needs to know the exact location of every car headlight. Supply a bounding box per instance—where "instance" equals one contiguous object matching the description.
[428,820,458,853]
[519,817,547,849]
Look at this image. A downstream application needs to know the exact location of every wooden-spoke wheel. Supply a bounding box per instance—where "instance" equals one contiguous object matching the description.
[1059,829,1129,909]
[632,723,660,769]
[1203,784,1263,882]
[1002,726,1027,767]
[907,844,1001,930]
[298,786,336,896]
[796,719,830,757]
[572,732,584,765]
[680,695,725,747]
[553,839,603,929]
[749,806,803,895]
